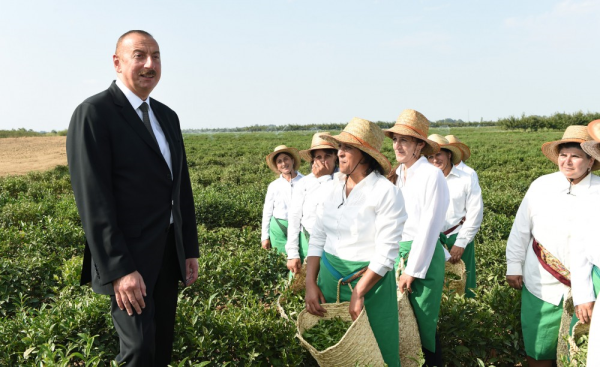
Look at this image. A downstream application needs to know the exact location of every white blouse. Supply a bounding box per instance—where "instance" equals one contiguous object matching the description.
[307,171,407,276]
[285,172,335,259]
[260,173,304,241]
[443,166,484,248]
[571,194,600,306]
[456,161,479,185]
[396,157,450,278]
[506,172,600,306]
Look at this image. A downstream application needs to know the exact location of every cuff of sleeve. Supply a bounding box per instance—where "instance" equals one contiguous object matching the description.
[307,247,324,258]
[454,238,468,248]
[368,263,389,277]
[261,234,269,241]
[506,263,523,276]
[287,250,300,260]
[573,294,597,307]
[403,263,426,279]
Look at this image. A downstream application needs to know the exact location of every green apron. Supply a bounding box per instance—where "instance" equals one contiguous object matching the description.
[394,240,445,352]
[269,217,288,255]
[298,227,310,263]
[521,284,563,360]
[318,252,400,367]
[439,233,476,298]
[570,265,600,332]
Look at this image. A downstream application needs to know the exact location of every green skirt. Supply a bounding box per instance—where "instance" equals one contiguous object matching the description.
[269,217,288,255]
[570,265,600,332]
[298,227,309,263]
[521,284,563,360]
[395,239,445,352]
[318,252,400,367]
[439,233,476,298]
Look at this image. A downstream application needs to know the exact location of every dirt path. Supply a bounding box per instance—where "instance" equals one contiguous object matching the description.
[0,137,67,177]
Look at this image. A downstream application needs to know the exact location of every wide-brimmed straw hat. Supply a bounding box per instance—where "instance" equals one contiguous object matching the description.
[383,109,440,156]
[427,134,463,165]
[319,117,391,175]
[445,135,471,162]
[582,141,600,164]
[587,119,600,141]
[541,125,600,170]
[299,132,337,162]
[266,145,301,174]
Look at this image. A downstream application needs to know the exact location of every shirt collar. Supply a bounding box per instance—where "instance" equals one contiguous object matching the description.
[457,161,466,169]
[568,171,593,193]
[396,156,428,177]
[447,166,461,178]
[116,78,151,110]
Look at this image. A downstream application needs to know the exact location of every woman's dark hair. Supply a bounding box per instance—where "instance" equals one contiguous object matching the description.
[557,142,591,159]
[310,148,339,168]
[273,152,293,162]
[362,151,384,175]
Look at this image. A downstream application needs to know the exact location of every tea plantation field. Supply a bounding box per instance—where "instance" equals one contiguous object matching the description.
[0,127,573,366]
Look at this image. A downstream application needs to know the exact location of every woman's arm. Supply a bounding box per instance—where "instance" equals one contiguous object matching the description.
[260,181,276,247]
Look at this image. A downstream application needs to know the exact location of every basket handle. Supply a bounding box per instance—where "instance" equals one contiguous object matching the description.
[336,278,354,304]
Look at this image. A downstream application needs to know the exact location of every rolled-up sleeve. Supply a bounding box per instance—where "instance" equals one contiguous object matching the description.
[261,182,276,241]
[285,180,305,259]
[455,177,483,248]
[506,191,532,276]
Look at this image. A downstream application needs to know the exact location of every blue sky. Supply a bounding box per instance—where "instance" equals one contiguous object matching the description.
[1,0,599,131]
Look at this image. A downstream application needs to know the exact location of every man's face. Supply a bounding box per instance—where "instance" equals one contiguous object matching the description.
[113,33,161,100]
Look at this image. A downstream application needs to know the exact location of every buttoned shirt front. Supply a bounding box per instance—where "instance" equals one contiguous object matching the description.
[307,171,407,276]
[396,157,450,278]
[506,172,600,306]
[285,172,336,259]
[261,172,304,241]
[443,166,484,248]
[456,161,479,185]
[116,78,174,223]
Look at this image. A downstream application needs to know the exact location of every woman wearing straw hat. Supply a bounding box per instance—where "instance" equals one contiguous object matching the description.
[261,145,304,255]
[570,119,600,365]
[427,134,483,298]
[506,125,600,366]
[445,135,480,185]
[384,109,449,366]
[305,118,407,366]
[285,133,338,274]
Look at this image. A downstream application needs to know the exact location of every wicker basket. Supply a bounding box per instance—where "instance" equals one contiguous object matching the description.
[296,282,384,366]
[556,291,574,365]
[569,321,590,363]
[441,245,467,296]
[396,258,423,367]
[289,262,307,294]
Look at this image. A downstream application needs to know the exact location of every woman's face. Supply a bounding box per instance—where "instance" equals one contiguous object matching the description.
[427,150,452,171]
[337,143,364,175]
[392,133,424,163]
[311,149,337,175]
[275,153,294,175]
[558,146,593,180]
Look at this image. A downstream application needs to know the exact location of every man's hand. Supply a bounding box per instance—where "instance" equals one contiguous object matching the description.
[506,275,523,290]
[185,258,199,286]
[113,271,147,316]
[449,246,465,264]
[287,258,302,274]
[576,302,595,324]
[261,239,271,250]
[398,273,415,294]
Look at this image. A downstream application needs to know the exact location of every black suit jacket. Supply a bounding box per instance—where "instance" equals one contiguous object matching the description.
[67,81,199,295]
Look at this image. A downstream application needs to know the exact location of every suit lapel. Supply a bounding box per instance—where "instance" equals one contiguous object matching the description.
[109,82,163,157]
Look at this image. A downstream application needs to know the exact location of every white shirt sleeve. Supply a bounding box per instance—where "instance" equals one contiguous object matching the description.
[405,170,450,278]
[307,208,326,258]
[571,232,596,306]
[285,180,305,259]
[506,189,533,276]
[369,186,407,276]
[455,176,483,248]
[261,182,276,242]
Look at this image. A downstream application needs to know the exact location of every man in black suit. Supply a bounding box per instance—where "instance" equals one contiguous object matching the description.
[67,30,199,366]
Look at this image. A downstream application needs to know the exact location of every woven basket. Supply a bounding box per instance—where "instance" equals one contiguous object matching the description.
[441,245,467,296]
[569,321,590,362]
[556,291,574,366]
[296,282,384,366]
[396,259,423,367]
[289,263,307,294]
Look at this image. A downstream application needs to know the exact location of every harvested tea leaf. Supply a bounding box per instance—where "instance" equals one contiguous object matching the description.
[445,272,461,281]
[302,316,352,351]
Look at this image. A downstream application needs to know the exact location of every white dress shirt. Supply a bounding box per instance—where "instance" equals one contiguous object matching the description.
[456,161,479,185]
[261,173,304,241]
[395,157,450,278]
[506,172,600,306]
[116,79,174,223]
[571,193,600,306]
[307,171,407,276]
[442,166,484,248]
[285,172,336,259]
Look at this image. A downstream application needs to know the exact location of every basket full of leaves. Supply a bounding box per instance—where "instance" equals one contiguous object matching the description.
[296,282,384,366]
[443,251,467,295]
[396,258,423,367]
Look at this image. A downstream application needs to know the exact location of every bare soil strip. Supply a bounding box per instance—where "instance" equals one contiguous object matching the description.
[0,137,67,177]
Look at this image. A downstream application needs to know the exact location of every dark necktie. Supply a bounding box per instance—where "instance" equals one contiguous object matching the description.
[139,102,158,146]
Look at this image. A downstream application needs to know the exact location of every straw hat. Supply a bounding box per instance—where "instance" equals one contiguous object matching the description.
[445,135,471,162]
[299,132,337,162]
[427,134,463,165]
[383,109,440,156]
[541,125,600,170]
[581,141,600,167]
[266,145,301,174]
[587,119,600,141]
[319,117,391,175]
